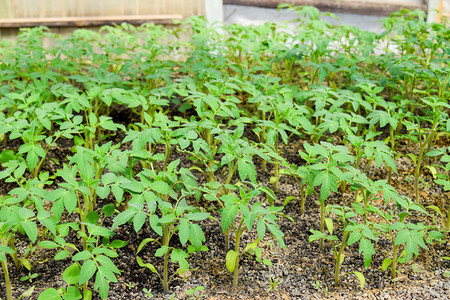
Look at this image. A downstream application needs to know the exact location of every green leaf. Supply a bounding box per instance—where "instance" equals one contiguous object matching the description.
[63,264,80,285]
[21,220,38,243]
[189,223,206,250]
[39,241,59,249]
[238,160,257,183]
[0,245,15,255]
[324,218,333,235]
[136,256,158,274]
[221,205,239,233]
[96,186,110,199]
[178,219,190,246]
[38,288,62,300]
[262,259,272,266]
[79,260,97,284]
[65,285,82,300]
[149,214,162,236]
[133,212,147,232]
[155,246,169,257]
[149,181,173,195]
[96,255,120,274]
[353,271,365,289]
[243,239,259,254]
[266,222,285,248]
[54,250,70,260]
[226,250,239,272]
[63,190,78,214]
[136,238,156,254]
[72,250,91,261]
[185,212,210,221]
[381,258,392,271]
[94,269,110,300]
[19,207,35,219]
[359,238,375,267]
[111,209,137,230]
[101,204,115,217]
[171,249,189,270]
[256,219,266,240]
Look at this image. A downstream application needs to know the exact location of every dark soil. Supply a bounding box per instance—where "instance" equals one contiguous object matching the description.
[0,106,449,300]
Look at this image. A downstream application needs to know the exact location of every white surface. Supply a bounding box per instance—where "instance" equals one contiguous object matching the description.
[205,0,224,24]
[224,4,386,33]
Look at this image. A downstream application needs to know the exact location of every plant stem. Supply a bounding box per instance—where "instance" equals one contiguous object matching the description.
[300,184,305,215]
[162,225,170,293]
[8,236,20,270]
[320,201,325,251]
[334,231,349,287]
[1,253,12,300]
[446,197,450,232]
[391,244,398,279]
[414,126,438,203]
[274,135,279,192]
[224,226,231,253]
[233,220,244,288]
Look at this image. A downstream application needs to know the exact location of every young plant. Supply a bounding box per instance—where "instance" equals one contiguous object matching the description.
[309,204,374,289]
[112,161,208,293]
[402,96,449,203]
[371,196,443,279]
[301,142,354,250]
[426,146,450,231]
[39,211,128,299]
[205,184,287,287]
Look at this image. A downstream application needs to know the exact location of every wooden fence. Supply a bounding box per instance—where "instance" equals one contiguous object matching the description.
[0,0,204,38]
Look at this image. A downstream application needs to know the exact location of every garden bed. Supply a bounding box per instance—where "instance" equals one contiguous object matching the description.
[0,5,449,300]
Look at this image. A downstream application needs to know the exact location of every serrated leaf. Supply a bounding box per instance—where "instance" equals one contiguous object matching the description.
[133,212,147,232]
[189,223,205,250]
[221,205,238,233]
[79,260,97,284]
[171,248,189,270]
[178,219,190,246]
[256,219,266,240]
[21,220,38,243]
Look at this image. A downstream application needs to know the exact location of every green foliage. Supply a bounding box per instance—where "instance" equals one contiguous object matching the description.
[0,6,448,298]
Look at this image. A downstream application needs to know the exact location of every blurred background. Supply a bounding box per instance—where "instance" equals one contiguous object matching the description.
[0,0,448,38]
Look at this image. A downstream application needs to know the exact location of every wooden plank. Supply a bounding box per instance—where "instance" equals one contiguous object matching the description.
[0,14,183,28]
[223,0,427,16]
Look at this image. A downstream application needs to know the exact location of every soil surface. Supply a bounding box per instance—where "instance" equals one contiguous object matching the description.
[0,106,449,300]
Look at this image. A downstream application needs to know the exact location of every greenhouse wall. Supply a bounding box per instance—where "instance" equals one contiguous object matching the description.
[0,0,204,19]
[0,0,204,38]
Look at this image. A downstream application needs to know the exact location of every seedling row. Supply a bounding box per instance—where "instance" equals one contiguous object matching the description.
[0,5,449,299]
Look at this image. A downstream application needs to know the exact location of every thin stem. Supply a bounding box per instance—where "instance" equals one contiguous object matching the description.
[8,236,20,270]
[1,250,12,300]
[335,231,349,287]
[320,201,325,251]
[446,196,450,232]
[233,219,245,288]
[391,244,398,279]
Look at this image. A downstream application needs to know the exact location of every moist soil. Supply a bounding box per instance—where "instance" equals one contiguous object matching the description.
[0,106,449,300]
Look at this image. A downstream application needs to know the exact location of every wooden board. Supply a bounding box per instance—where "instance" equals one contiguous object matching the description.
[0,14,183,28]
[223,0,427,16]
